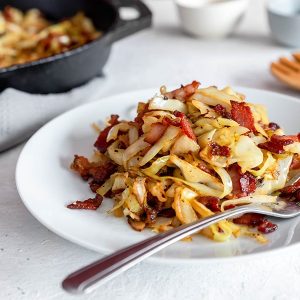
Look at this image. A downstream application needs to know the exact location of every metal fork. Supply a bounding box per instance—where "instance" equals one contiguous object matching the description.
[62,173,300,294]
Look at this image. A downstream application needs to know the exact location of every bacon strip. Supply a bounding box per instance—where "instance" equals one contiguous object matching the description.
[233,213,277,234]
[163,81,200,101]
[94,114,119,152]
[67,194,103,210]
[144,123,168,144]
[230,101,256,132]
[162,111,196,140]
[210,142,230,157]
[227,163,256,198]
[258,134,299,154]
[291,155,300,170]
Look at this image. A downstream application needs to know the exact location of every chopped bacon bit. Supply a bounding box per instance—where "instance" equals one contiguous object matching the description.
[280,179,300,196]
[257,221,278,234]
[88,162,116,183]
[258,134,299,154]
[214,104,231,119]
[71,155,91,181]
[67,194,103,210]
[234,213,277,234]
[144,123,168,144]
[224,204,236,210]
[197,196,220,212]
[89,180,101,193]
[291,155,300,170]
[163,81,200,101]
[233,213,266,226]
[295,190,300,201]
[210,142,231,157]
[228,163,257,198]
[268,122,280,131]
[157,208,176,218]
[162,111,196,140]
[230,101,256,132]
[94,114,120,152]
[71,155,116,183]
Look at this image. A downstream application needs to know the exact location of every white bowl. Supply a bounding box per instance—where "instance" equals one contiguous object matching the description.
[175,0,249,38]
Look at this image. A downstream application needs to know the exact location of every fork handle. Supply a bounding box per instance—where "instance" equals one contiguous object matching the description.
[62,206,254,294]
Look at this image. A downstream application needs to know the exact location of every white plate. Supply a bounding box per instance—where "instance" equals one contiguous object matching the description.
[16,87,300,263]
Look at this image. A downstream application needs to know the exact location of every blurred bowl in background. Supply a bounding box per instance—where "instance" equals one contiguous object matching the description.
[175,0,249,39]
[267,0,300,47]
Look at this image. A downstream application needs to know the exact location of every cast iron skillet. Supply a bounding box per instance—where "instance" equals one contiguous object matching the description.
[0,0,152,93]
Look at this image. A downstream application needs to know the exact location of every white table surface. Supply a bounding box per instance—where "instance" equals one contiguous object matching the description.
[2,1,300,299]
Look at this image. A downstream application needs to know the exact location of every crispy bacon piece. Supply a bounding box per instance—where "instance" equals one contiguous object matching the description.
[228,163,257,198]
[257,221,277,234]
[280,179,300,196]
[89,180,101,193]
[197,196,220,212]
[268,122,280,131]
[258,134,299,154]
[213,104,231,119]
[67,194,103,210]
[144,123,168,144]
[233,213,266,226]
[163,81,200,101]
[70,155,91,181]
[88,162,116,183]
[291,155,300,170]
[71,155,116,183]
[230,101,256,132]
[157,208,176,218]
[233,213,277,234]
[162,111,196,140]
[210,142,230,157]
[94,114,119,152]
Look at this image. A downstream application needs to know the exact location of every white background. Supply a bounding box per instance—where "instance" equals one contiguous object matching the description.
[1,0,300,299]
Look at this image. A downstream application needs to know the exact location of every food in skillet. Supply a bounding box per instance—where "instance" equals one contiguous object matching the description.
[68,81,300,243]
[0,6,101,68]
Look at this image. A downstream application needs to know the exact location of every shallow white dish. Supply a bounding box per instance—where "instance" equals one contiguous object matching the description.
[16,87,300,263]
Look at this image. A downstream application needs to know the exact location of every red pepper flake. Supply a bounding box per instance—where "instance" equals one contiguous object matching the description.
[230,101,256,132]
[210,142,231,157]
[258,134,299,154]
[227,163,257,198]
[67,194,103,210]
[94,114,119,152]
[163,111,196,140]
[213,104,232,119]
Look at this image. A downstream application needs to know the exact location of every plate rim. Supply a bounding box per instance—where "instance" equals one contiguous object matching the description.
[16,86,300,264]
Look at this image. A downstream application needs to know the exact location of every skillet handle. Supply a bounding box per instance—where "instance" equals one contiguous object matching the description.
[109,0,152,42]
